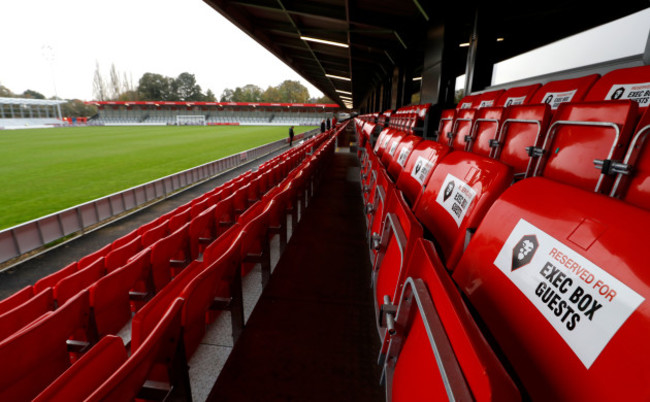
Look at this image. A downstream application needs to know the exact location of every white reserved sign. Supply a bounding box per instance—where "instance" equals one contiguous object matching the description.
[397,147,411,167]
[605,82,650,107]
[541,89,577,109]
[410,156,434,185]
[503,95,527,106]
[435,174,477,227]
[493,219,644,368]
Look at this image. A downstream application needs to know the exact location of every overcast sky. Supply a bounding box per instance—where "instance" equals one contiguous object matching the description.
[0,0,324,101]
[1,2,649,101]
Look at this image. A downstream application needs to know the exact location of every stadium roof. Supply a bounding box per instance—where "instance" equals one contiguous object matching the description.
[0,97,67,106]
[88,101,340,108]
[203,0,650,108]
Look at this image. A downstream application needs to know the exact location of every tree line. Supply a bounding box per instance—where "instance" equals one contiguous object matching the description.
[219,81,331,104]
[93,64,331,104]
[93,63,216,102]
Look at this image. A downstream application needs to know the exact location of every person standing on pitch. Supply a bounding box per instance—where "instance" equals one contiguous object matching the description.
[289,125,295,146]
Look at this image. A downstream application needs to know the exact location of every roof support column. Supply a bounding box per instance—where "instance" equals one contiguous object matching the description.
[464,6,497,93]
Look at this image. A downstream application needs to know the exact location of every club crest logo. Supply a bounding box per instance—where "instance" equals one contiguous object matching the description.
[443,180,455,201]
[511,234,538,271]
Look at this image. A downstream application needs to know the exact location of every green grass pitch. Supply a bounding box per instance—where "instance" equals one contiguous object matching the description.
[0,125,314,230]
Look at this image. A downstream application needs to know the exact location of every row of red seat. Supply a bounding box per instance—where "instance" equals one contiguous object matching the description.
[354,65,650,400]
[0,129,340,401]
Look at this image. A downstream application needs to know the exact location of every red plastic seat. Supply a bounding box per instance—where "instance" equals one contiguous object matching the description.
[0,285,35,315]
[495,83,542,106]
[529,74,600,109]
[611,109,650,210]
[533,100,638,194]
[382,239,520,401]
[189,204,217,260]
[583,65,650,114]
[33,335,127,402]
[90,248,151,337]
[34,335,127,402]
[55,256,106,305]
[386,134,424,181]
[381,130,407,168]
[453,177,650,400]
[395,139,451,207]
[466,84,542,157]
[33,262,80,295]
[0,290,94,401]
[181,240,240,357]
[0,287,54,342]
[372,190,423,336]
[413,151,513,270]
[150,223,191,291]
[141,218,169,247]
[104,235,143,273]
[89,298,191,401]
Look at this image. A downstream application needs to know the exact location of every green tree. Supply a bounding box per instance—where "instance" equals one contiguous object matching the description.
[204,89,216,102]
[174,72,203,101]
[276,80,309,103]
[60,99,98,118]
[0,83,13,97]
[234,84,263,102]
[92,61,107,101]
[220,88,234,102]
[138,73,174,101]
[262,85,282,102]
[22,90,45,99]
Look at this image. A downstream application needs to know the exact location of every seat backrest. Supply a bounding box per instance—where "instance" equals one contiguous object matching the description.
[474,89,506,109]
[33,335,128,402]
[90,248,150,337]
[436,109,456,144]
[375,127,397,158]
[496,83,542,106]
[611,108,650,210]
[189,204,217,260]
[413,151,513,270]
[534,100,638,194]
[90,298,185,402]
[381,131,407,168]
[150,223,191,291]
[395,139,451,207]
[456,94,480,110]
[33,261,79,295]
[141,218,169,247]
[583,65,650,115]
[373,190,423,324]
[0,285,34,315]
[55,256,105,305]
[105,235,142,273]
[0,290,92,401]
[449,108,476,150]
[493,103,553,176]
[528,74,600,109]
[0,287,54,342]
[388,239,520,401]
[386,134,424,181]
[453,177,650,400]
[466,106,504,157]
[181,241,240,357]
[78,243,113,270]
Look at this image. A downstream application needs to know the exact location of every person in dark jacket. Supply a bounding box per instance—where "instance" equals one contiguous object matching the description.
[320,120,326,133]
[289,126,295,146]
